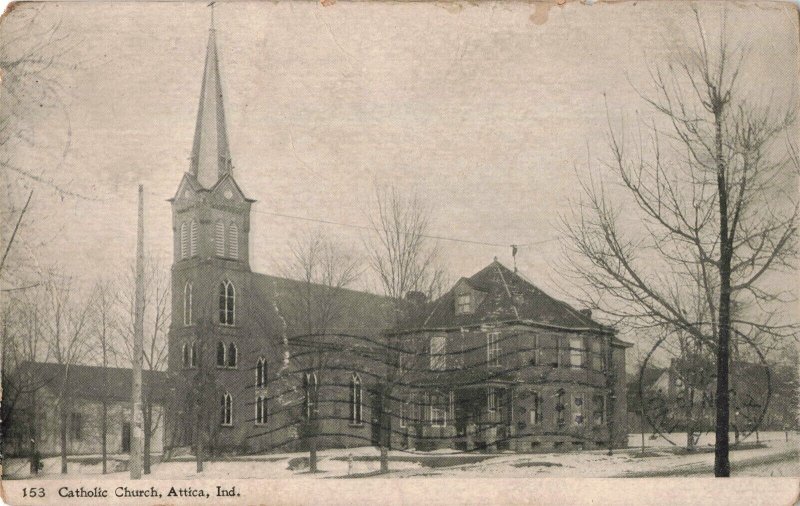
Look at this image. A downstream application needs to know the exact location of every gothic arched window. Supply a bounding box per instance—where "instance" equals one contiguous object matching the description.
[215,221,225,257]
[227,342,237,368]
[180,222,188,259]
[228,223,239,259]
[219,280,235,326]
[256,357,267,388]
[303,372,317,420]
[255,395,267,425]
[183,281,193,326]
[217,341,226,367]
[349,373,363,425]
[182,343,189,368]
[220,392,233,426]
[190,341,198,368]
[190,220,198,257]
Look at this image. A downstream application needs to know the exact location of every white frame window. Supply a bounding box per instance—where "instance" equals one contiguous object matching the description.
[429,392,447,427]
[215,220,225,257]
[429,335,446,370]
[180,222,189,259]
[221,392,233,426]
[487,387,498,413]
[255,395,267,425]
[190,341,198,368]
[190,219,198,257]
[219,280,235,326]
[227,342,238,368]
[455,293,472,314]
[487,331,501,368]
[570,337,585,369]
[216,341,227,368]
[350,373,363,425]
[183,281,193,326]
[303,372,318,420]
[256,357,267,388]
[228,223,239,259]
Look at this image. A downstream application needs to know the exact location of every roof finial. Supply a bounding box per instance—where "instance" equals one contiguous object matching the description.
[209,1,216,30]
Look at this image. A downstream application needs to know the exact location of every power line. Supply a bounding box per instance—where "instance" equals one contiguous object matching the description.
[126,188,557,250]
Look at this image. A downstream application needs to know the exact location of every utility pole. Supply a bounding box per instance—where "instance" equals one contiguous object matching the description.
[130,185,145,479]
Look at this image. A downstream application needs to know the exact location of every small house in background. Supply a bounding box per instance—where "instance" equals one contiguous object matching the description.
[4,362,169,457]
[387,260,632,452]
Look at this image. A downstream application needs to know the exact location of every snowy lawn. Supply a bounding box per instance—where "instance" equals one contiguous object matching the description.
[4,432,797,479]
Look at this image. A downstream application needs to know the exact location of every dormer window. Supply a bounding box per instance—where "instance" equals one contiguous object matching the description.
[455,293,472,314]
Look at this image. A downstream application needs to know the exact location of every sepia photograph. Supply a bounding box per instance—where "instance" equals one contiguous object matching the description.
[0,0,798,504]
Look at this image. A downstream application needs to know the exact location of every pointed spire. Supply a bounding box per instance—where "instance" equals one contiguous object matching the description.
[190,5,232,189]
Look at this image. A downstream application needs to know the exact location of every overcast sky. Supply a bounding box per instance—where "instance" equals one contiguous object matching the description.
[2,1,798,347]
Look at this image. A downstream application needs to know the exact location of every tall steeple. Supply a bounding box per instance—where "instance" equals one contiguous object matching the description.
[189,8,232,189]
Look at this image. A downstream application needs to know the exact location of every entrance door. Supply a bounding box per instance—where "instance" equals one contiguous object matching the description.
[121,422,131,453]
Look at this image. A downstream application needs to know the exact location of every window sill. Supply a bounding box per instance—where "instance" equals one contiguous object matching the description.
[220,424,234,428]
[348,423,365,428]
[216,366,238,370]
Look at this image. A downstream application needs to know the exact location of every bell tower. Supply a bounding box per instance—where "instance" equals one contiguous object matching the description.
[168,11,254,356]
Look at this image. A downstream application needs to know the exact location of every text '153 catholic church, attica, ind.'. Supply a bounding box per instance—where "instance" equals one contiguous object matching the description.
[164,20,632,456]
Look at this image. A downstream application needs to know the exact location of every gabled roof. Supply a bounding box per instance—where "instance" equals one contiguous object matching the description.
[396,260,613,334]
[251,273,393,340]
[16,362,170,404]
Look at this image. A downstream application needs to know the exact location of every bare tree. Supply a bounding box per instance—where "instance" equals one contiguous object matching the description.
[38,272,93,474]
[280,230,362,472]
[365,185,447,473]
[90,280,119,474]
[562,8,797,476]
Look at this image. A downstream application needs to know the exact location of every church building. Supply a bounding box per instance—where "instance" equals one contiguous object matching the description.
[164,20,630,456]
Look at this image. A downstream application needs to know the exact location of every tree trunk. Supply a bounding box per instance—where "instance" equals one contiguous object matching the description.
[101,401,108,474]
[379,391,390,473]
[195,413,203,473]
[60,409,68,474]
[714,105,732,478]
[143,402,152,474]
[29,393,38,475]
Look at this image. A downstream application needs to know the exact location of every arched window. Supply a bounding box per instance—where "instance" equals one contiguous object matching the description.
[190,220,198,257]
[190,341,198,368]
[215,221,225,257]
[349,373,363,425]
[182,343,189,368]
[228,223,239,259]
[183,282,193,326]
[180,222,188,259]
[227,342,237,368]
[430,336,446,370]
[220,392,233,426]
[256,357,267,388]
[303,372,317,420]
[218,280,235,325]
[217,341,226,367]
[255,395,267,425]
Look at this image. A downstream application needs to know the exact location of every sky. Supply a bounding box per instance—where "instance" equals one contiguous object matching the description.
[1,1,798,357]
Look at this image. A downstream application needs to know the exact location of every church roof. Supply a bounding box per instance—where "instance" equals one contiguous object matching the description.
[16,362,170,404]
[250,273,394,341]
[394,260,615,334]
[189,17,233,189]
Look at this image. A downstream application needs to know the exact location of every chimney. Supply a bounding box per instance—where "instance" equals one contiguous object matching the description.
[578,308,592,319]
[405,291,427,307]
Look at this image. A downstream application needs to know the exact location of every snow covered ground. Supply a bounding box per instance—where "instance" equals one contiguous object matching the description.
[4,432,797,479]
